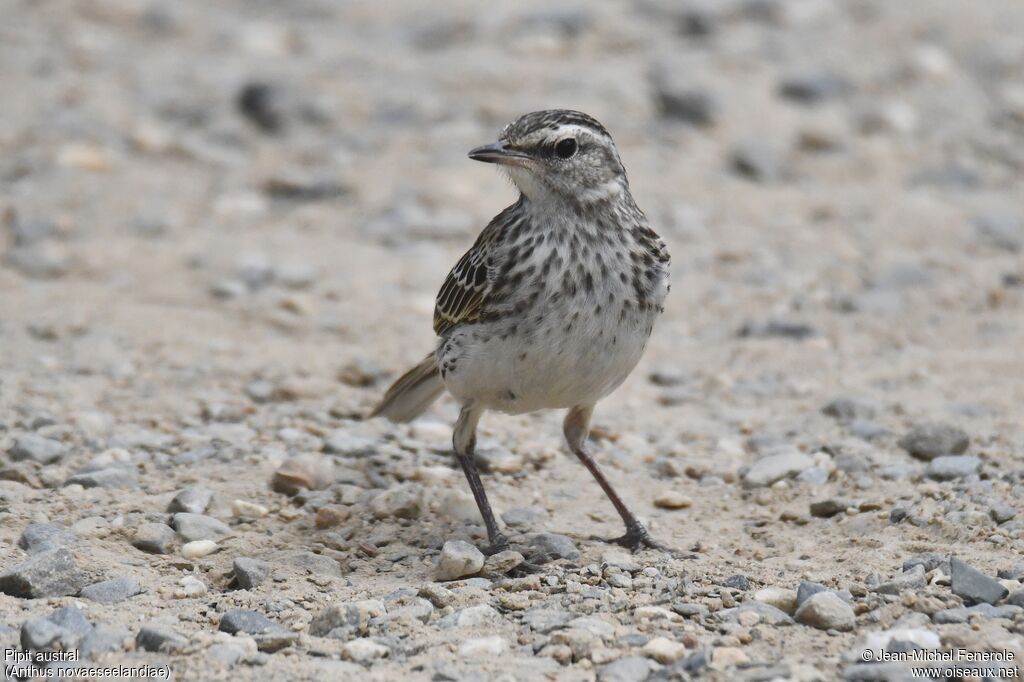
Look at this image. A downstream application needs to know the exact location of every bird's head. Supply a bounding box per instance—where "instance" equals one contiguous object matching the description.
[469,110,628,205]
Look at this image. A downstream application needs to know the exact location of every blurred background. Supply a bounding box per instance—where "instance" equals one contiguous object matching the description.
[2,0,1024,678]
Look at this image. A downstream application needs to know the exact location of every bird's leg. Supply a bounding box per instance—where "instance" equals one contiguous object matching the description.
[453,405,509,554]
[564,405,668,553]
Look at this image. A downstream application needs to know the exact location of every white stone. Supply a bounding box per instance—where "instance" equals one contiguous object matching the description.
[641,636,687,663]
[232,500,269,518]
[435,540,485,581]
[342,638,389,662]
[181,540,218,559]
[458,636,506,657]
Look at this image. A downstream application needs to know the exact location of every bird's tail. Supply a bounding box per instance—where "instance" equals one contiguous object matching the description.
[369,353,445,423]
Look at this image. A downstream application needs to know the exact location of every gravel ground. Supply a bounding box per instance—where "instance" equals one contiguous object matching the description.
[2,0,1024,680]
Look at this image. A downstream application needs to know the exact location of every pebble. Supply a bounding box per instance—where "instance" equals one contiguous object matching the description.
[730,143,786,182]
[7,434,67,464]
[974,212,1023,252]
[341,638,389,663]
[710,646,751,669]
[473,443,524,474]
[80,626,131,657]
[182,540,219,559]
[172,512,232,542]
[810,498,852,518]
[80,576,142,603]
[0,547,86,598]
[309,599,386,637]
[926,455,980,480]
[435,540,485,581]
[168,487,213,514]
[932,604,1021,624]
[654,83,719,127]
[368,484,422,519]
[653,490,692,509]
[641,636,688,663]
[271,454,334,494]
[21,607,92,651]
[950,557,1008,605]
[314,505,351,528]
[990,504,1017,524]
[795,591,856,631]
[754,587,798,614]
[483,549,525,575]
[871,564,927,595]
[898,423,969,460]
[779,72,849,104]
[65,466,138,489]
[438,604,500,628]
[526,533,580,563]
[232,499,269,518]
[232,557,269,590]
[132,522,176,554]
[521,607,574,634]
[220,609,282,636]
[136,624,188,653]
[178,575,207,598]
[742,451,815,487]
[724,601,794,626]
[323,432,378,457]
[597,656,652,682]
[19,522,77,554]
[458,635,506,657]
[822,398,878,422]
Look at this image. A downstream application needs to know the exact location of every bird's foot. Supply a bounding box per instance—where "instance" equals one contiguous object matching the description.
[598,523,671,554]
[483,533,511,556]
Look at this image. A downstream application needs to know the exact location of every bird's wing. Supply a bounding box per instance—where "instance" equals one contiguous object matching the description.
[433,203,519,336]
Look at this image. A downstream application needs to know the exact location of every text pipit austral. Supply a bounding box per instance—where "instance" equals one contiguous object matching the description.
[373,110,671,553]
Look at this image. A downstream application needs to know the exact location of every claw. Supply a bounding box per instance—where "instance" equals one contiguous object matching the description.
[597,524,671,554]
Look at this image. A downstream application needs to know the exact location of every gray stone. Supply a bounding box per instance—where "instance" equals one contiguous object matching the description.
[21,618,65,651]
[19,523,77,554]
[974,212,1023,252]
[79,626,130,657]
[998,565,1024,581]
[872,565,927,595]
[795,591,856,631]
[80,576,142,603]
[521,607,574,634]
[526,533,579,563]
[848,420,891,441]
[779,72,849,104]
[655,85,719,127]
[323,432,377,457]
[810,498,851,518]
[950,557,1008,605]
[172,512,231,542]
[800,583,829,605]
[167,487,213,514]
[233,557,269,589]
[990,504,1017,524]
[132,522,176,554]
[597,656,653,682]
[65,466,138,489]
[730,144,786,182]
[8,435,67,464]
[822,398,878,422]
[438,604,500,628]
[219,609,283,635]
[722,574,750,591]
[1007,590,1024,607]
[742,451,815,488]
[739,319,815,340]
[5,245,70,279]
[932,604,1021,624]
[722,601,794,626]
[435,540,485,581]
[136,624,188,653]
[285,551,342,577]
[368,484,422,519]
[22,606,93,651]
[0,548,86,598]
[926,455,981,480]
[672,602,710,618]
[898,423,969,461]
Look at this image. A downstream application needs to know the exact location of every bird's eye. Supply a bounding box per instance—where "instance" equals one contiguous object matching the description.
[555,138,578,159]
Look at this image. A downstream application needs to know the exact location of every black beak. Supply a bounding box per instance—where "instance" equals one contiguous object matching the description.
[467,142,531,167]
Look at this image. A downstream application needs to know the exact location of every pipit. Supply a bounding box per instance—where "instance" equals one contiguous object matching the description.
[372,110,671,553]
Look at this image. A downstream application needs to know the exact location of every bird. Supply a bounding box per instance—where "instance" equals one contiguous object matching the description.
[371,110,670,554]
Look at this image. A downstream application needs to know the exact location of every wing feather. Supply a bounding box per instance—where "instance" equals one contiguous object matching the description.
[432,201,521,336]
